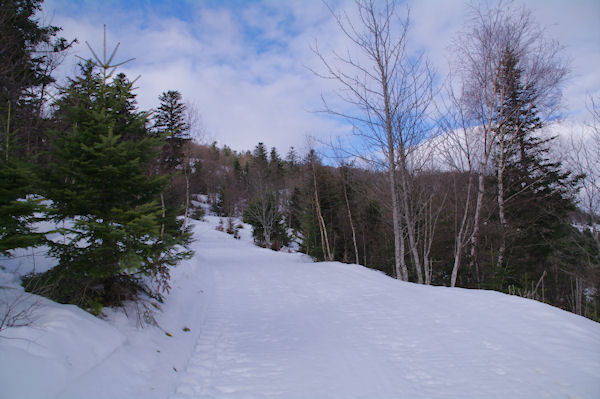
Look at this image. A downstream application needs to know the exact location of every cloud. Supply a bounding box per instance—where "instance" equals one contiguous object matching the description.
[40,0,599,154]
[407,0,600,119]
[42,0,350,153]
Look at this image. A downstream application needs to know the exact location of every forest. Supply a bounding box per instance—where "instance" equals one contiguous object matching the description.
[1,0,599,323]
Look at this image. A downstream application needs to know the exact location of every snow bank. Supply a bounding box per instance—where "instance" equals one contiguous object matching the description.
[53,218,218,399]
[0,294,125,399]
[1,218,125,399]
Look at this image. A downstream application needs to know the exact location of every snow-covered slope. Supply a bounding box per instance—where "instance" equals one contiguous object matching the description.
[1,216,599,399]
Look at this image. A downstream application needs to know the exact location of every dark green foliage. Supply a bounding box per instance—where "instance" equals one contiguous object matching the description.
[238,142,291,249]
[27,62,192,312]
[286,147,298,169]
[252,142,268,166]
[212,186,232,217]
[287,186,302,231]
[153,91,189,138]
[475,48,583,305]
[0,0,74,160]
[269,147,284,184]
[0,158,44,255]
[189,203,206,220]
[302,186,339,260]
[0,0,60,97]
[153,90,190,171]
[0,0,73,255]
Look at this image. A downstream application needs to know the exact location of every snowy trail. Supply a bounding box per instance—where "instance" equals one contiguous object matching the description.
[4,216,597,398]
[169,219,600,399]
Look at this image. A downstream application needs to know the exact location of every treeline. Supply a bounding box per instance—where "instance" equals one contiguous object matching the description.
[182,138,599,320]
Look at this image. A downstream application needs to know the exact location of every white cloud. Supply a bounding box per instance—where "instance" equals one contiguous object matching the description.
[41,0,600,154]
[407,0,600,119]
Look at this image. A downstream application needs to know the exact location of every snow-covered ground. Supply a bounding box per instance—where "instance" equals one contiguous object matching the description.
[1,215,600,399]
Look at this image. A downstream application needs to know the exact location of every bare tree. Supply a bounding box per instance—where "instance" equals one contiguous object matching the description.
[562,100,600,317]
[309,150,333,261]
[568,97,600,247]
[438,81,478,287]
[182,102,206,229]
[339,162,360,264]
[313,0,435,282]
[447,2,568,284]
[243,188,281,246]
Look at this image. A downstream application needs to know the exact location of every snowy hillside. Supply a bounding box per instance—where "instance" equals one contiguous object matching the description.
[1,216,600,399]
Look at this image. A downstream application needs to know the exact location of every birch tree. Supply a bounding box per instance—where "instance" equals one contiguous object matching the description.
[339,162,360,265]
[309,149,333,261]
[448,2,567,285]
[313,0,434,281]
[568,97,600,248]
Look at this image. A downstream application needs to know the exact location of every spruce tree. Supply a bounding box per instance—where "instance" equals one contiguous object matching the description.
[249,142,270,193]
[269,147,284,186]
[286,147,298,169]
[0,0,71,257]
[252,142,269,171]
[494,48,580,294]
[153,90,190,171]
[30,60,191,312]
[0,157,44,255]
[1,0,74,159]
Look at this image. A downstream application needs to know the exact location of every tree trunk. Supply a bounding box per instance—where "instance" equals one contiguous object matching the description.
[496,143,508,269]
[469,77,500,286]
[422,197,441,286]
[383,84,408,281]
[341,168,359,265]
[451,173,474,287]
[263,226,271,247]
[160,192,166,239]
[5,101,10,161]
[311,153,333,261]
[387,155,407,280]
[183,164,190,229]
[399,167,423,284]
[469,157,489,284]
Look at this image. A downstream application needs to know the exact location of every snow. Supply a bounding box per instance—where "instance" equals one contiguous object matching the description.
[0,295,125,399]
[1,215,600,398]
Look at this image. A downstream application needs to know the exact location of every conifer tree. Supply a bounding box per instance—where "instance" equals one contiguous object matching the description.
[0,0,72,256]
[252,142,269,174]
[493,47,580,294]
[29,54,191,311]
[248,142,269,194]
[286,147,298,169]
[153,90,190,170]
[268,147,284,187]
[1,0,74,159]
[0,157,44,255]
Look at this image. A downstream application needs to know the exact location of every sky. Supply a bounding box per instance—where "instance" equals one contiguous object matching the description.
[40,0,600,154]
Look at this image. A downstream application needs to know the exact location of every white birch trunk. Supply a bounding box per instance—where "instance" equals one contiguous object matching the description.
[311,154,333,261]
[399,168,423,284]
[341,171,360,265]
[183,165,190,230]
[451,173,474,287]
[496,142,508,268]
